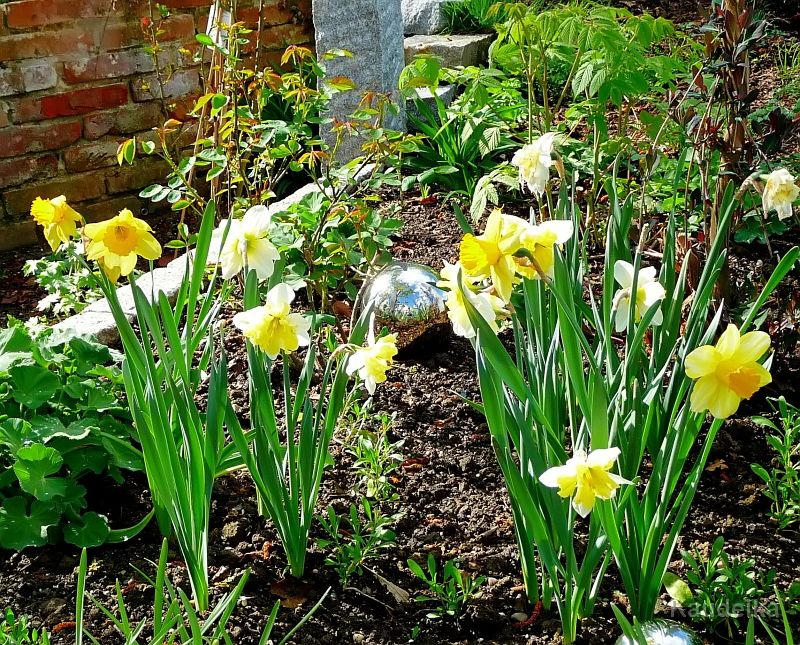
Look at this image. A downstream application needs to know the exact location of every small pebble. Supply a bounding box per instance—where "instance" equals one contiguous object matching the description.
[353,633,365,643]
[511,611,529,622]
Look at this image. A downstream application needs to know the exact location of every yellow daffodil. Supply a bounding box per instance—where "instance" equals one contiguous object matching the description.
[459,209,528,302]
[512,133,556,196]
[685,323,772,419]
[346,327,398,395]
[437,261,505,339]
[30,196,82,252]
[84,209,161,278]
[762,168,799,221]
[232,283,310,359]
[612,260,666,333]
[212,205,280,280]
[514,219,574,280]
[540,447,630,517]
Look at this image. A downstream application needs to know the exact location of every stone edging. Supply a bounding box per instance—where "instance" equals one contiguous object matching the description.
[52,182,325,345]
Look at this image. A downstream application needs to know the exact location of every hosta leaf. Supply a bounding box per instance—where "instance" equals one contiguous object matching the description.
[9,365,60,409]
[63,512,110,548]
[0,496,59,550]
[13,443,68,501]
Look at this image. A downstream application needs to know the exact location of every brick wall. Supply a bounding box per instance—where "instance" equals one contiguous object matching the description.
[0,0,312,250]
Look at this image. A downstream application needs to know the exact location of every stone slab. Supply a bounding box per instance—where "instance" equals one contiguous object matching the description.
[402,0,448,35]
[313,0,406,160]
[404,33,494,68]
[406,84,457,123]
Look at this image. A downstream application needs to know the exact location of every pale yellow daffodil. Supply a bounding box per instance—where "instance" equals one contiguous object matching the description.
[84,209,161,277]
[437,261,506,339]
[212,205,280,280]
[30,196,83,252]
[540,447,630,517]
[512,133,556,196]
[346,327,398,395]
[233,283,310,359]
[685,323,772,419]
[612,260,666,333]
[762,168,799,221]
[514,219,574,280]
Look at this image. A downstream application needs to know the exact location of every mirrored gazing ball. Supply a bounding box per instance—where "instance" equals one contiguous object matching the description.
[614,619,702,645]
[355,261,448,349]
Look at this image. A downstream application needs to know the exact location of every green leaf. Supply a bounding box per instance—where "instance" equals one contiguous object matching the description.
[663,572,694,606]
[64,512,110,548]
[9,365,60,409]
[13,443,68,501]
[0,496,59,550]
[29,417,94,443]
[68,337,112,374]
[0,326,33,371]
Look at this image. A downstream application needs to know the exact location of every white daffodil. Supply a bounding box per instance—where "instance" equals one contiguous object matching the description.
[612,260,666,333]
[346,326,398,395]
[232,283,310,359]
[762,168,799,221]
[539,447,631,517]
[437,261,505,339]
[511,133,557,197]
[213,205,280,280]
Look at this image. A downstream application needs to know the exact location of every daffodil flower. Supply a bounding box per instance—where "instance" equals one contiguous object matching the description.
[459,209,527,302]
[762,168,799,221]
[540,447,630,517]
[437,261,506,339]
[233,283,311,359]
[30,196,83,252]
[611,260,666,332]
[84,208,161,277]
[685,323,772,419]
[514,219,574,280]
[212,205,280,280]
[346,327,398,395]
[512,133,556,196]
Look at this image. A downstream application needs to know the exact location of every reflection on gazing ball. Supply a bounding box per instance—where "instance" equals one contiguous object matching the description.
[615,619,702,645]
[355,261,448,350]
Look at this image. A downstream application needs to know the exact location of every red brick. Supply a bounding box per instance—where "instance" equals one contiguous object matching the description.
[0,67,23,98]
[160,0,213,8]
[83,102,165,140]
[0,29,94,62]
[238,0,309,28]
[106,157,170,194]
[0,107,9,129]
[5,0,126,29]
[80,195,148,223]
[99,14,196,51]
[0,220,38,251]
[3,171,106,215]
[0,119,82,158]
[63,50,156,84]
[63,139,125,173]
[0,154,59,189]
[131,69,201,102]
[246,22,313,54]
[13,84,129,123]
